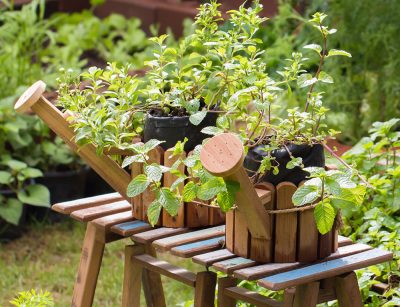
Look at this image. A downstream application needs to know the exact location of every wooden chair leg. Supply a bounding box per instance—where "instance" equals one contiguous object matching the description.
[194,271,217,307]
[72,222,105,307]
[217,276,237,307]
[335,271,362,307]
[122,245,145,307]
[283,288,295,307]
[141,245,166,307]
[293,281,320,307]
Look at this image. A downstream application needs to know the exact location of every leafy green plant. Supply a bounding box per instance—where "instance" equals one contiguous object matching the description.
[0,155,50,226]
[10,289,54,307]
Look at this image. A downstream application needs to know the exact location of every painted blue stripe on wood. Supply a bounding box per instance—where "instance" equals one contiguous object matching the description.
[260,249,392,290]
[173,236,224,252]
[113,220,150,231]
[214,257,255,268]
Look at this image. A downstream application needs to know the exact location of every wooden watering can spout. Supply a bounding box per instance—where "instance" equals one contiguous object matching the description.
[14,81,131,201]
[200,133,271,240]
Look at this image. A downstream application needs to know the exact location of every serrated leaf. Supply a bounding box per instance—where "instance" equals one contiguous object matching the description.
[303,44,322,54]
[147,201,162,226]
[17,184,50,207]
[217,191,234,212]
[318,71,334,83]
[145,164,163,182]
[143,139,164,152]
[197,177,226,200]
[158,188,180,216]
[286,157,303,169]
[327,49,352,58]
[292,185,319,206]
[127,175,149,197]
[183,181,198,202]
[201,126,224,136]
[297,74,318,88]
[0,198,23,225]
[189,110,207,126]
[314,201,335,234]
[122,155,145,168]
[170,177,186,191]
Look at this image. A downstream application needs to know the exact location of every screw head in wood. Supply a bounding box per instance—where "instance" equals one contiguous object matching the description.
[14,80,46,113]
[200,133,244,177]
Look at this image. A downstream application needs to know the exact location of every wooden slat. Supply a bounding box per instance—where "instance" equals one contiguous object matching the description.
[255,186,272,206]
[233,210,249,258]
[132,254,196,287]
[92,211,134,230]
[208,206,225,226]
[152,225,225,252]
[225,210,234,251]
[170,236,224,258]
[274,182,297,262]
[162,149,186,227]
[212,257,256,274]
[70,200,131,222]
[110,220,152,237]
[192,249,236,267]
[131,160,143,220]
[194,271,217,307]
[319,230,333,259]
[142,147,164,223]
[186,202,209,227]
[258,249,392,290]
[224,287,283,307]
[298,207,318,263]
[132,227,189,244]
[338,235,353,246]
[233,243,373,281]
[52,192,123,214]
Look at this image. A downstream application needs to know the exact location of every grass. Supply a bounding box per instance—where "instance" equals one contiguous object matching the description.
[0,219,201,306]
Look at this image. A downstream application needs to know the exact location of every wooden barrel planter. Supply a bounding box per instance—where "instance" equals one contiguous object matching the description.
[200,133,338,264]
[225,181,338,263]
[130,146,225,228]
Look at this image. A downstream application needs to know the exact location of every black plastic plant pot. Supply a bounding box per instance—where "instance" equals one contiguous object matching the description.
[0,189,27,242]
[244,143,325,186]
[143,112,218,152]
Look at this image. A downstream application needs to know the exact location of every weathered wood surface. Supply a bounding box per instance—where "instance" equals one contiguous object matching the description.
[258,249,393,290]
[212,257,256,274]
[224,287,283,307]
[52,192,123,214]
[70,200,131,222]
[131,227,189,244]
[170,236,225,258]
[192,249,235,267]
[111,220,152,237]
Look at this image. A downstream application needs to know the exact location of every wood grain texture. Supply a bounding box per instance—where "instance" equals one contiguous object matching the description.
[72,223,105,307]
[212,257,256,274]
[131,161,144,220]
[52,192,123,214]
[298,208,318,263]
[152,225,225,252]
[29,96,131,200]
[293,281,320,307]
[70,200,131,222]
[258,249,392,290]
[192,249,235,267]
[194,271,217,307]
[131,227,189,244]
[91,210,134,230]
[142,146,164,224]
[274,182,297,263]
[224,287,283,307]
[233,210,250,258]
[162,149,186,227]
[122,245,145,307]
[217,277,237,307]
[335,271,363,307]
[225,210,235,252]
[186,202,209,228]
[110,220,152,237]
[132,254,196,287]
[319,230,333,259]
[170,236,224,258]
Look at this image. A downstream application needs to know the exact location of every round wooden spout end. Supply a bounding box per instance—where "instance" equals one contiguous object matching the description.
[14,80,46,113]
[200,133,244,177]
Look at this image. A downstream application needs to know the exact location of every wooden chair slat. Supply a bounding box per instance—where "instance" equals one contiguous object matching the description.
[152,225,225,252]
[192,249,236,267]
[52,192,123,214]
[258,249,392,291]
[212,257,256,274]
[338,235,353,246]
[111,220,152,237]
[254,187,272,206]
[224,287,283,307]
[170,236,225,258]
[131,227,189,244]
[233,242,373,281]
[132,254,196,287]
[92,211,134,230]
[70,200,131,222]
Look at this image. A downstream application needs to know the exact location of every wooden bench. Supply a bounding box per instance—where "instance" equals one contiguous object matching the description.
[122,225,392,307]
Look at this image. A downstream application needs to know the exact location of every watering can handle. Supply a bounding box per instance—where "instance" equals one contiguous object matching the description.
[200,133,271,240]
[14,81,132,201]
